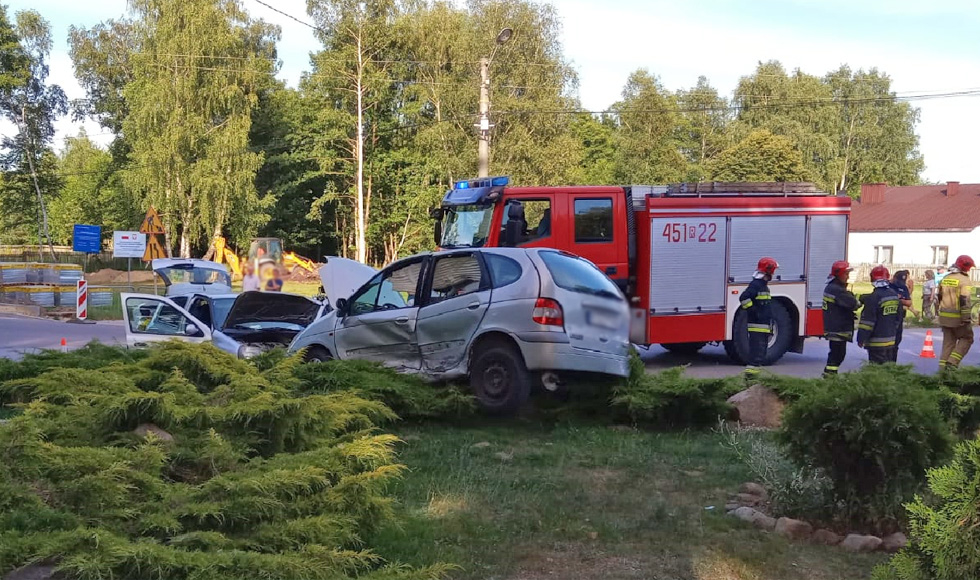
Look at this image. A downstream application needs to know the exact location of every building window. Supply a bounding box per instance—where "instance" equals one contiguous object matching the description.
[874,245,894,265]
[932,246,949,266]
[574,198,613,243]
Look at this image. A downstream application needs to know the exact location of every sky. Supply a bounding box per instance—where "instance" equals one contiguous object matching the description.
[9,0,980,183]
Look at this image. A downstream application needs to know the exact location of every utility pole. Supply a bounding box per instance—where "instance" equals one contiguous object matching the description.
[478,57,491,178]
[476,28,512,178]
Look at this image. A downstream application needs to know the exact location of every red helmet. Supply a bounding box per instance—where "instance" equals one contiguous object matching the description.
[830,260,852,278]
[870,265,890,282]
[757,257,779,276]
[954,255,975,272]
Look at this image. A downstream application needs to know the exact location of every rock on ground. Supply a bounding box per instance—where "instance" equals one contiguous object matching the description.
[774,517,813,541]
[4,564,63,580]
[729,506,776,531]
[881,532,908,552]
[738,482,768,499]
[471,441,491,449]
[840,534,883,552]
[733,492,762,507]
[726,385,785,428]
[811,529,843,545]
[133,423,174,442]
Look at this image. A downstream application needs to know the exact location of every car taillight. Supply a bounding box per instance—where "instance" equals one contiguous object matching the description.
[532,298,563,327]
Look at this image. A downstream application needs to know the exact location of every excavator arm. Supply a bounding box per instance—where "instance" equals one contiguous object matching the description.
[284,252,317,274]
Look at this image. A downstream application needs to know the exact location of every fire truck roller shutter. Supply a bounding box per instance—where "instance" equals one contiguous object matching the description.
[649,217,727,314]
[727,216,807,284]
[805,215,848,309]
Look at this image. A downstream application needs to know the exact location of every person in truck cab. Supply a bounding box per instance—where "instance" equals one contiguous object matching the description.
[856,265,901,364]
[740,257,778,378]
[822,260,859,376]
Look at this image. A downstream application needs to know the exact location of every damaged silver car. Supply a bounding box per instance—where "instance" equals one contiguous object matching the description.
[121,259,325,357]
[288,247,631,414]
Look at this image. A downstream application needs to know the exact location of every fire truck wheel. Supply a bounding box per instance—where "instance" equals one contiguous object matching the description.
[470,343,531,415]
[661,342,707,355]
[724,301,794,366]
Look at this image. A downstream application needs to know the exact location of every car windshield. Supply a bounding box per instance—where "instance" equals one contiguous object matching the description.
[539,251,623,301]
[440,204,494,248]
[157,265,231,288]
[212,297,236,329]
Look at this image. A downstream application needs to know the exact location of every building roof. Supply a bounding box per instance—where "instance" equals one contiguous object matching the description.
[850,182,980,232]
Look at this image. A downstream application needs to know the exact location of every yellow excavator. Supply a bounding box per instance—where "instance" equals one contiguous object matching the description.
[213,236,319,280]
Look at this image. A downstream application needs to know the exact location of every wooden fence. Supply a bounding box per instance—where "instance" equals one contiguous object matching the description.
[0,245,148,273]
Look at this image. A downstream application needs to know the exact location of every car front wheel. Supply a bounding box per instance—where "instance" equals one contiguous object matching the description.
[304,345,333,363]
[469,343,531,415]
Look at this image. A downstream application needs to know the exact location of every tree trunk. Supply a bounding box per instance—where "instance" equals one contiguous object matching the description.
[354,34,367,264]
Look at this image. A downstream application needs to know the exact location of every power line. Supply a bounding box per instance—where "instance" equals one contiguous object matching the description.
[250,0,321,32]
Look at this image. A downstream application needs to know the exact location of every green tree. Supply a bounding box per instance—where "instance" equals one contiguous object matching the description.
[0,9,66,249]
[569,112,616,185]
[121,0,279,257]
[676,76,729,181]
[611,69,686,183]
[706,129,810,182]
[48,131,142,244]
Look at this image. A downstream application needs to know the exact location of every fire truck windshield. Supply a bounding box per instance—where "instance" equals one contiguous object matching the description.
[439,204,494,248]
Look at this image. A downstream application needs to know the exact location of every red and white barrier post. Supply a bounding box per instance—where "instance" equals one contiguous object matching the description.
[76,279,88,321]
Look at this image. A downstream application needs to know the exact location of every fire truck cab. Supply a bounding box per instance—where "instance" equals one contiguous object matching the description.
[432,176,851,364]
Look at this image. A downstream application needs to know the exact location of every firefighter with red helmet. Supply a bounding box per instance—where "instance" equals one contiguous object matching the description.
[856,265,901,364]
[822,260,859,376]
[740,257,778,376]
[937,254,975,371]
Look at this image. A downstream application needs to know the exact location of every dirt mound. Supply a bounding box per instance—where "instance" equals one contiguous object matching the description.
[87,268,157,285]
[283,265,323,282]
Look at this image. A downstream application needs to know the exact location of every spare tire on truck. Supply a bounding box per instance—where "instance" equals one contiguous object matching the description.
[723,300,794,365]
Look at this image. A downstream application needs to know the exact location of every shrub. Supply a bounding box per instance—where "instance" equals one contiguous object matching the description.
[873,437,980,580]
[717,420,834,520]
[779,366,953,528]
[0,342,451,580]
[611,351,734,428]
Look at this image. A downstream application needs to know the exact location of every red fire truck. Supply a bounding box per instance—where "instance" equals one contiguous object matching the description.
[431,177,851,364]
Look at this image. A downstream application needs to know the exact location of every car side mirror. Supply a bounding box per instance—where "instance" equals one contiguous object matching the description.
[185,324,201,337]
[335,297,349,317]
[433,219,442,247]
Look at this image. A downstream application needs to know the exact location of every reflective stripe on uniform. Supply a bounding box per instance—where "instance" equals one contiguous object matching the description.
[950,352,964,361]
[825,331,853,341]
[857,323,873,330]
[740,299,754,309]
[940,311,962,318]
[756,293,771,300]
[747,323,772,334]
[868,337,896,347]
[823,293,836,303]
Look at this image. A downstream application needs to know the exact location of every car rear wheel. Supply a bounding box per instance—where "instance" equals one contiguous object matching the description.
[724,301,794,365]
[304,346,332,363]
[469,343,531,415]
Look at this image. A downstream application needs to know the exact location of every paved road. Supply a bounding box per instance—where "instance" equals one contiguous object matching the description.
[1,314,975,378]
[639,327,979,378]
[0,315,126,360]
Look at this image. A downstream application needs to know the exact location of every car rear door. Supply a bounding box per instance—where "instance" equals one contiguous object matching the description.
[333,258,425,370]
[416,252,492,372]
[121,293,212,348]
[530,250,629,357]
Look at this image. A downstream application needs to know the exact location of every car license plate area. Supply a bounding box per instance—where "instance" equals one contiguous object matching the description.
[586,309,620,330]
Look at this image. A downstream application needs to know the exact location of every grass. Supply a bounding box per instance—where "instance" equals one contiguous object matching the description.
[369,422,885,580]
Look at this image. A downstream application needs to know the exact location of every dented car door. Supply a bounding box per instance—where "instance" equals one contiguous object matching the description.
[416,252,491,372]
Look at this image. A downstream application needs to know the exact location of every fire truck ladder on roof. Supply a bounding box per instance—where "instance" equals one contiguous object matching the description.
[664,181,829,197]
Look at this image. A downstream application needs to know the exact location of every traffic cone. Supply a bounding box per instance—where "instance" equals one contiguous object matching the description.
[920,330,936,359]
[60,338,67,353]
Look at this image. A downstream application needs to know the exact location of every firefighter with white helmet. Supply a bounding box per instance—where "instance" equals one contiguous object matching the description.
[856,265,901,364]
[740,257,778,377]
[936,254,975,372]
[822,260,859,376]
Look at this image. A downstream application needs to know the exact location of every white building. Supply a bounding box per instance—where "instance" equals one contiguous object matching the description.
[848,182,980,268]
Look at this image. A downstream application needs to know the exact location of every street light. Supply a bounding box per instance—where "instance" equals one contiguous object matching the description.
[477,27,513,177]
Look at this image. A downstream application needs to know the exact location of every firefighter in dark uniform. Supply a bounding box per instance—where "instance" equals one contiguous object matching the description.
[856,265,901,364]
[822,260,859,376]
[740,257,778,377]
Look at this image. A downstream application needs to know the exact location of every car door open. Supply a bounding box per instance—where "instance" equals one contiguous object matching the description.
[121,293,213,348]
[333,259,425,370]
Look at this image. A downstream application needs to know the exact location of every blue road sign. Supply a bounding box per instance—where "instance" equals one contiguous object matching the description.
[72,224,102,254]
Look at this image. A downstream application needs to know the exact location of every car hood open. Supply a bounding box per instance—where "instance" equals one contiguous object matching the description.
[318,257,377,306]
[221,291,320,329]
